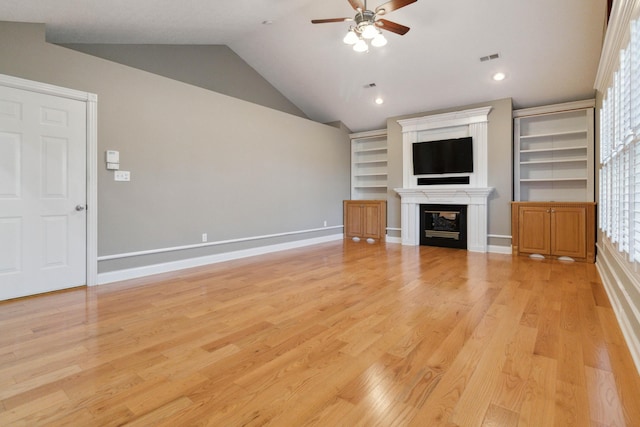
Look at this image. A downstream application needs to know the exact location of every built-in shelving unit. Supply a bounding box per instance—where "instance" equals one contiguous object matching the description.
[350,129,388,200]
[513,100,595,202]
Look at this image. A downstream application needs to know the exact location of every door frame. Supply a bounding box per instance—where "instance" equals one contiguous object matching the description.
[0,73,98,287]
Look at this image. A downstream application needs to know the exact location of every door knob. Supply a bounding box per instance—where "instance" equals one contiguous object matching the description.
[75,204,86,211]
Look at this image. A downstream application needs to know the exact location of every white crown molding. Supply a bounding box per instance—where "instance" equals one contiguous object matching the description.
[595,0,640,91]
[349,128,387,139]
[397,106,492,132]
[513,99,595,118]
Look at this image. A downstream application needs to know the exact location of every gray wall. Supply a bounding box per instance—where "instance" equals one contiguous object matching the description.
[0,21,350,273]
[60,43,308,119]
[385,98,514,248]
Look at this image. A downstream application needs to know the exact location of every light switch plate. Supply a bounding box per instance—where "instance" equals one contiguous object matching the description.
[106,162,119,170]
[106,150,119,163]
[114,171,130,181]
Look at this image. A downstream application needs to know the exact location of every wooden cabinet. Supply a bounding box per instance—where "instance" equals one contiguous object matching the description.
[511,202,596,262]
[344,200,386,242]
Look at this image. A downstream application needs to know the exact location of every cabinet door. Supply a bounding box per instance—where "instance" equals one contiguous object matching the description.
[345,203,364,238]
[362,204,381,239]
[551,207,586,259]
[518,206,551,255]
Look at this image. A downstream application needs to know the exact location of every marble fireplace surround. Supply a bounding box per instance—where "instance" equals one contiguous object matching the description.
[395,107,494,252]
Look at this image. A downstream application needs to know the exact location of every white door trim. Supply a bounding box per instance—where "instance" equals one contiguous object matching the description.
[0,73,98,287]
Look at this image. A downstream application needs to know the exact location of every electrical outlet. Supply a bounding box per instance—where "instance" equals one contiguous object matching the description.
[114,171,130,181]
[323,220,327,227]
[202,233,207,242]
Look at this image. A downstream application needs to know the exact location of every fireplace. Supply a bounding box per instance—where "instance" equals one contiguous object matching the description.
[395,107,494,252]
[421,204,467,249]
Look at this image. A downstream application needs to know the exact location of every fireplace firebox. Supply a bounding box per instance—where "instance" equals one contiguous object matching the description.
[420,204,467,249]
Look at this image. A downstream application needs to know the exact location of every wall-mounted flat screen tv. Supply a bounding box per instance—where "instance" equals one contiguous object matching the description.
[412,137,473,175]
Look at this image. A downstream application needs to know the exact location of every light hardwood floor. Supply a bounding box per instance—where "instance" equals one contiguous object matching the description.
[1,241,639,426]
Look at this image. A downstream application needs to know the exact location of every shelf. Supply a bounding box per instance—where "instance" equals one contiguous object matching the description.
[520,158,587,165]
[354,147,387,153]
[351,129,388,200]
[514,103,594,202]
[354,159,387,165]
[519,129,587,140]
[520,178,588,182]
[354,173,388,177]
[520,146,588,154]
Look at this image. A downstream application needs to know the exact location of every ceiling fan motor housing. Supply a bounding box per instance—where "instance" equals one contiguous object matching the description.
[355,10,377,28]
[311,0,413,37]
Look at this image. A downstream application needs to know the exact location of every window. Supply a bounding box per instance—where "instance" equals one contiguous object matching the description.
[600,19,640,264]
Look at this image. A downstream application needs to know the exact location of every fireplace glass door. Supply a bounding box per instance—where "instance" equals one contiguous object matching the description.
[420,204,467,249]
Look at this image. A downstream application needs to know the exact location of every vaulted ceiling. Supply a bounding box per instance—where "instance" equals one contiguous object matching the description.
[0,0,607,132]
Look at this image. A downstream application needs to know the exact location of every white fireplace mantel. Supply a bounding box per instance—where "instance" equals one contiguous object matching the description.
[395,107,494,252]
[395,187,493,252]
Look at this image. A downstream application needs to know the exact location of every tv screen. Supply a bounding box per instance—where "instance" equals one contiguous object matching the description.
[412,137,473,175]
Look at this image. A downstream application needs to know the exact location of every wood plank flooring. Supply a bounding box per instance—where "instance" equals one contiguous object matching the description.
[1,241,639,426]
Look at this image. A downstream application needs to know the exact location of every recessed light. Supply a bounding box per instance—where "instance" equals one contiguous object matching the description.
[375,97,384,105]
[493,72,506,81]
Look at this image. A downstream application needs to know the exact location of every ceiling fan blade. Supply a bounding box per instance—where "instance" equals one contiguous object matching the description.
[375,0,417,15]
[347,0,365,11]
[376,19,410,35]
[311,17,352,24]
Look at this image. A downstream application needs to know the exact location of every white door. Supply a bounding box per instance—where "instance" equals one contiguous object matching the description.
[0,85,87,300]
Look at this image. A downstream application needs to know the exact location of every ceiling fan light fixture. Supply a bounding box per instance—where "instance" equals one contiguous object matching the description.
[371,33,387,47]
[343,29,358,45]
[312,0,417,54]
[353,38,368,52]
[361,24,379,39]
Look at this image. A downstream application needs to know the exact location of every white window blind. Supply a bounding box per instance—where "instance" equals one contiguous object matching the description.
[621,148,630,253]
[600,17,640,265]
[615,70,622,147]
[622,48,632,139]
[633,20,640,134]
[634,140,640,262]
[600,166,608,230]
[612,155,620,244]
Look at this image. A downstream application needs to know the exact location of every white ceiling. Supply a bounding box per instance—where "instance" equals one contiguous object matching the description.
[0,0,607,132]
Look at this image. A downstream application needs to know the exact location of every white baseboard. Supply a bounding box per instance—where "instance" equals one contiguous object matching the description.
[97,233,343,285]
[595,242,640,375]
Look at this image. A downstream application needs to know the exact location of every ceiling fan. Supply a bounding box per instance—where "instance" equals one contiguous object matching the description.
[312,0,417,52]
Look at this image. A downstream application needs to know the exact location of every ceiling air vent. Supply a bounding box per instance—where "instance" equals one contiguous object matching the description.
[480,53,500,62]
